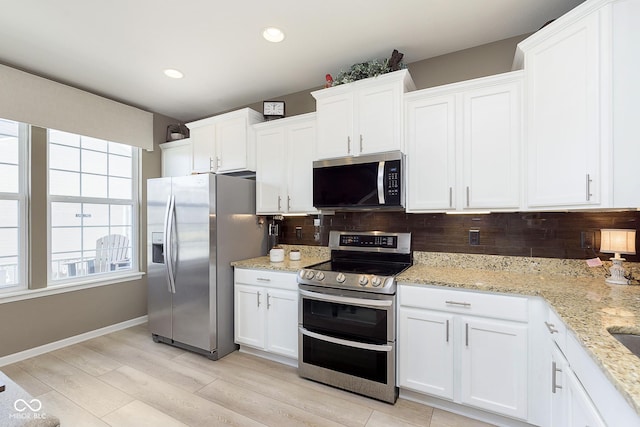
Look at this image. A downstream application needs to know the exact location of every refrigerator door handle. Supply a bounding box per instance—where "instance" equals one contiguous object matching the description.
[164,195,177,293]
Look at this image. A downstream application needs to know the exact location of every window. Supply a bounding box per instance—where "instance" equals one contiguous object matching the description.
[48,129,138,282]
[0,118,27,291]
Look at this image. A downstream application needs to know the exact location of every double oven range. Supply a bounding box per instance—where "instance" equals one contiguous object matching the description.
[297,230,412,403]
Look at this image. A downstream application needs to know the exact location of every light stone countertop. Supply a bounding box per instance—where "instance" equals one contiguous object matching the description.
[231,247,640,416]
[231,244,330,273]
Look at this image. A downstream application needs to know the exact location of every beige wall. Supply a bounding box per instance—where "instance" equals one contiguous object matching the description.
[0,113,173,358]
[1,35,524,359]
[242,34,528,117]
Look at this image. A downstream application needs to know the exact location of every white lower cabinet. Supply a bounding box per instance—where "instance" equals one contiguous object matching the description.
[548,341,606,427]
[398,308,454,399]
[398,284,529,421]
[234,269,298,360]
[460,316,528,418]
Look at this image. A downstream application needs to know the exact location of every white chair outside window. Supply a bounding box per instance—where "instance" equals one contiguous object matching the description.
[67,234,130,277]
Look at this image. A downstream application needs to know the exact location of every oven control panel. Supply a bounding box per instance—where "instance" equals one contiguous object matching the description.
[298,269,395,293]
[328,231,411,254]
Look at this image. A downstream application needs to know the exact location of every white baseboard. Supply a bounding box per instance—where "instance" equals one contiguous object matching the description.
[399,389,534,427]
[238,345,298,368]
[0,315,148,367]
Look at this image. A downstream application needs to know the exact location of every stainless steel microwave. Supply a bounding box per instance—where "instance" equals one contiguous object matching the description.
[312,151,404,210]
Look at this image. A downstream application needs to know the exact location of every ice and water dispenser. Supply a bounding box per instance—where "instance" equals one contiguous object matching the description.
[151,232,165,264]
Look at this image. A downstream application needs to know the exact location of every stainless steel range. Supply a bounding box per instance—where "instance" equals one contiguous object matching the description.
[297,230,412,403]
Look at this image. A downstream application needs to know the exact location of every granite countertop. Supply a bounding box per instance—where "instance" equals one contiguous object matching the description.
[231,247,640,416]
[231,244,330,273]
[398,252,640,417]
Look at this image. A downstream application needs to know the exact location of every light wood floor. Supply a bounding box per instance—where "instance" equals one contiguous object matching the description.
[2,324,494,426]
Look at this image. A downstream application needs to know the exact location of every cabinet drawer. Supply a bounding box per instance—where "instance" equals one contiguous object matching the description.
[234,268,297,291]
[399,284,528,322]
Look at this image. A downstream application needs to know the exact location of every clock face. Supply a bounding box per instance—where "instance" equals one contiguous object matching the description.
[263,101,285,117]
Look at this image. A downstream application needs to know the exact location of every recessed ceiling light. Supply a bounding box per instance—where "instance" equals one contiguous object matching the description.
[163,69,184,79]
[262,27,285,43]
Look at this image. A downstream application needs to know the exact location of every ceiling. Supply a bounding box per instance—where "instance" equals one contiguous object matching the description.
[0,0,583,122]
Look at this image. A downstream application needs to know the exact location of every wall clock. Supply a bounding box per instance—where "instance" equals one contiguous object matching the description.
[263,100,285,120]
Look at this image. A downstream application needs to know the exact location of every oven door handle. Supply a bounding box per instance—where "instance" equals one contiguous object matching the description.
[299,289,393,308]
[299,327,393,352]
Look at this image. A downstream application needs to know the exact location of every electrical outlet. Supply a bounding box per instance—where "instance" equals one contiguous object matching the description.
[295,226,302,240]
[469,230,480,246]
[581,231,595,249]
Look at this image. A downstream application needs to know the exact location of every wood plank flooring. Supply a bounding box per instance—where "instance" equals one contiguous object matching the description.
[1,324,494,426]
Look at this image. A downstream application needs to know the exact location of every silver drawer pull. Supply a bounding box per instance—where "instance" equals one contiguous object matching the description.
[446,300,471,307]
[257,277,271,282]
[544,321,559,334]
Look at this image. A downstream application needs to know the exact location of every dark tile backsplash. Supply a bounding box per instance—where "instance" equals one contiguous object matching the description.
[277,211,640,262]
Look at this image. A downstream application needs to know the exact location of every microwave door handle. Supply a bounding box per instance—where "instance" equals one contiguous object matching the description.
[377,161,385,204]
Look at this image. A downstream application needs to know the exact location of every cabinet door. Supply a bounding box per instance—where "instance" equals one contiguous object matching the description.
[463,81,521,209]
[566,368,606,427]
[161,140,192,177]
[525,12,601,208]
[216,116,248,172]
[265,288,298,359]
[398,308,454,399]
[191,125,216,173]
[357,82,401,155]
[286,121,317,213]
[460,317,528,420]
[406,94,456,211]
[550,343,568,427]
[315,92,353,159]
[256,129,286,214]
[234,284,265,349]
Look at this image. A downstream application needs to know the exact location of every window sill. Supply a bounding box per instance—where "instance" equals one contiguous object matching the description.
[0,271,145,304]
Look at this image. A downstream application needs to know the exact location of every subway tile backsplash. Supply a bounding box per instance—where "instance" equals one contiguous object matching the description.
[278,211,640,262]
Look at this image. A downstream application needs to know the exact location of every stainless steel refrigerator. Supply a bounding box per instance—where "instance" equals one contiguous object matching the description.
[147,174,266,359]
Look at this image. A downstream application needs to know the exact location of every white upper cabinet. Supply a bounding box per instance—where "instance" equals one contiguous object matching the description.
[187,108,263,174]
[405,72,522,212]
[159,138,192,177]
[312,70,415,160]
[516,0,640,209]
[255,113,317,215]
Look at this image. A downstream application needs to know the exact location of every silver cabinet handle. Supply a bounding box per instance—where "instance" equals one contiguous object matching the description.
[347,136,351,154]
[287,196,291,211]
[257,291,261,307]
[216,156,221,168]
[552,361,563,393]
[267,293,272,309]
[209,157,214,171]
[449,187,453,208]
[465,323,469,347]
[277,196,281,211]
[586,174,592,201]
[544,321,559,334]
[257,277,271,282]
[466,186,470,207]
[359,134,363,153]
[446,319,450,343]
[446,300,471,307]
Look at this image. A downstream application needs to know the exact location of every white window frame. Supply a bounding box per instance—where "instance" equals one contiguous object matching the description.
[0,122,29,293]
[46,131,140,285]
